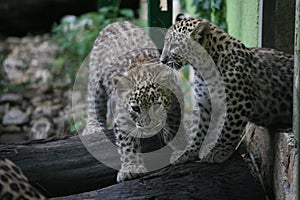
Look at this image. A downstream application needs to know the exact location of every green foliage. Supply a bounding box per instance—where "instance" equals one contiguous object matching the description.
[70,118,85,133]
[51,5,141,84]
[192,0,227,30]
[179,0,187,12]
[193,0,226,30]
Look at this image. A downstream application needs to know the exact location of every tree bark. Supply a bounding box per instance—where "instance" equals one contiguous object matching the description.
[0,133,117,197]
[0,131,167,197]
[0,133,265,199]
[50,153,265,200]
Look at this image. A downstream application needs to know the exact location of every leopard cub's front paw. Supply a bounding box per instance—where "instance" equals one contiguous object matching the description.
[117,164,147,182]
[200,149,232,163]
[170,150,197,165]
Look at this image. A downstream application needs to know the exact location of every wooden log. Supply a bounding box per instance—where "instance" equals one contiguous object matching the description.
[0,131,167,197]
[0,135,115,197]
[0,132,265,199]
[50,153,265,200]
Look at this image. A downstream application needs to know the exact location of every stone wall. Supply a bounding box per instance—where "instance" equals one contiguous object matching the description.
[246,123,297,199]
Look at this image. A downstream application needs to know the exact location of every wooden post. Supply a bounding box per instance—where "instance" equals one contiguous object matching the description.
[293,2,300,198]
[294,0,300,142]
[147,0,173,50]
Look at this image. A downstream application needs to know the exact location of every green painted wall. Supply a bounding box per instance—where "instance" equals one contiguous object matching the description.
[226,0,260,47]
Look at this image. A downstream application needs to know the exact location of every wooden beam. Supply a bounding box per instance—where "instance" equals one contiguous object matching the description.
[148,0,173,50]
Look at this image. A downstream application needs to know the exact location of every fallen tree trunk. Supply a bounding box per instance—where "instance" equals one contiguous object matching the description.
[0,131,168,197]
[0,134,117,197]
[51,153,265,200]
[0,133,265,199]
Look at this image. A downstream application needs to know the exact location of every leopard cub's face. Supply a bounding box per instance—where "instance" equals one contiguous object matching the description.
[160,28,189,69]
[160,16,210,69]
[113,63,175,137]
[127,83,169,129]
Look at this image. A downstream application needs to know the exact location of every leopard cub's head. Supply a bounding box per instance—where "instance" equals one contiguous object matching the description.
[113,62,177,137]
[160,14,211,69]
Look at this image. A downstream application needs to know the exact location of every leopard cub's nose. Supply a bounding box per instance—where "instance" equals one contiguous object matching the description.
[160,57,167,64]
[160,50,168,64]
[160,59,167,64]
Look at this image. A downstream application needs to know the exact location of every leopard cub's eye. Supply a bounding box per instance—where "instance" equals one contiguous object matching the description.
[131,106,141,113]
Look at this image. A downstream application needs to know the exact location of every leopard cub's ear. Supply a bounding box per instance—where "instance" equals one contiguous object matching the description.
[190,21,210,45]
[175,13,186,22]
[113,75,132,88]
[113,75,133,98]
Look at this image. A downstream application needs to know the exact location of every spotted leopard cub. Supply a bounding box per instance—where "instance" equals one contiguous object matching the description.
[84,22,182,182]
[0,158,45,200]
[161,14,293,164]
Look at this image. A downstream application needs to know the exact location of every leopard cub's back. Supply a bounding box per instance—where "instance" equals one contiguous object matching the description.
[247,47,293,129]
[85,21,160,131]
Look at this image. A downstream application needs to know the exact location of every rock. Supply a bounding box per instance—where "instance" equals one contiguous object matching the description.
[26,68,52,84]
[3,109,29,125]
[282,133,295,166]
[287,149,297,183]
[2,34,58,85]
[287,152,298,200]
[0,33,77,141]
[32,104,52,120]
[0,104,9,121]
[31,96,43,106]
[0,93,22,103]
[0,125,21,133]
[273,132,297,200]
[0,105,5,119]
[22,87,41,99]
[31,118,52,140]
[0,133,28,144]
[3,56,27,83]
[5,37,21,49]
[246,124,297,200]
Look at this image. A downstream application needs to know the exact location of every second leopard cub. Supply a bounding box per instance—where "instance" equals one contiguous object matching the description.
[161,14,293,164]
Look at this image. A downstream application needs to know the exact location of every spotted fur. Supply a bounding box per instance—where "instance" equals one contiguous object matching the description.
[0,158,45,200]
[83,22,182,182]
[160,15,293,163]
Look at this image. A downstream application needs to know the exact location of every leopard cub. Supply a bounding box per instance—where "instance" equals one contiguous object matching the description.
[161,14,293,164]
[84,21,183,182]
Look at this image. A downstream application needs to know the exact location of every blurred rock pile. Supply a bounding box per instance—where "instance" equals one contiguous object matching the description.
[0,35,84,143]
